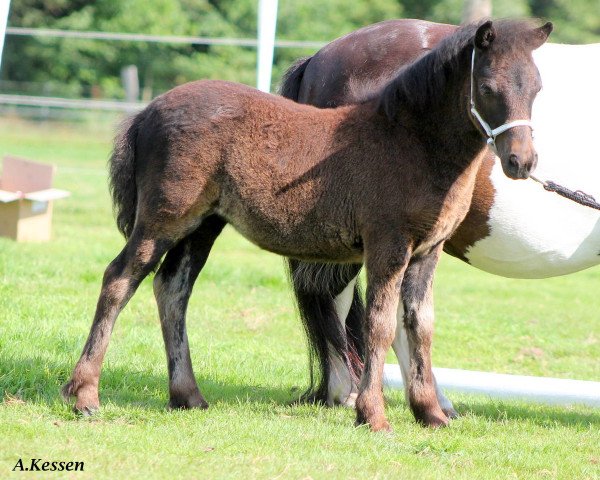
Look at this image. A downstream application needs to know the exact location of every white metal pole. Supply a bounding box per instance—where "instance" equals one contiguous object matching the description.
[384,364,600,408]
[257,0,278,93]
[0,0,11,72]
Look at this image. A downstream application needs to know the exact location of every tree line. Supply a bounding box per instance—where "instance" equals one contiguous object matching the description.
[2,0,598,100]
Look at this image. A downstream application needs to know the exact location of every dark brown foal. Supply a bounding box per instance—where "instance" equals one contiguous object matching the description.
[63,19,551,430]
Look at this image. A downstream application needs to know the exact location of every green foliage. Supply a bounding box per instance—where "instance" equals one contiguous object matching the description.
[1,1,599,99]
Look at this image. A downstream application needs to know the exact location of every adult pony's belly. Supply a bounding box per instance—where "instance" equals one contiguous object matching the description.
[458,43,600,279]
[463,161,600,279]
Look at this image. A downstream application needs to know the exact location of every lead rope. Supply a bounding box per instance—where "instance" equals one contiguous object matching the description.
[529,175,600,211]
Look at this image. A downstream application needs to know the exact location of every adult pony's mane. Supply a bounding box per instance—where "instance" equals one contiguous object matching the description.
[378,19,540,121]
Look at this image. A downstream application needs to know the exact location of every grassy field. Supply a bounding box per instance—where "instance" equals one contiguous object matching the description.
[0,117,598,479]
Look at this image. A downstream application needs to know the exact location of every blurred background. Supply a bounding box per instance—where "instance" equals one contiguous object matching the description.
[0,0,598,121]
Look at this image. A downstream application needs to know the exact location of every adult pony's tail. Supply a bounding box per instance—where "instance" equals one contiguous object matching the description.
[288,260,364,404]
[108,112,143,239]
[278,56,311,100]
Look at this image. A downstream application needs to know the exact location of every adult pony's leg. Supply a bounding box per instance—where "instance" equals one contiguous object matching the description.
[62,225,175,414]
[287,260,362,404]
[401,244,448,427]
[327,276,359,406]
[356,240,409,432]
[153,215,226,409]
[391,319,458,418]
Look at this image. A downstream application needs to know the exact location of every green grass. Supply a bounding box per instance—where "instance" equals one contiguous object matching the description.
[0,117,598,479]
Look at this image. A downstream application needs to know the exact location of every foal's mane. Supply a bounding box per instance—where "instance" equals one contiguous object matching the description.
[378,19,539,121]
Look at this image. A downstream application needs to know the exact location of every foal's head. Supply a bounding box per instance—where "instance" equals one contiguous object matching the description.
[470,20,553,179]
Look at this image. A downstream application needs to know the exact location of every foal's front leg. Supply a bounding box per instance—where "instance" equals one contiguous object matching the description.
[401,244,448,427]
[355,245,409,432]
[392,314,458,419]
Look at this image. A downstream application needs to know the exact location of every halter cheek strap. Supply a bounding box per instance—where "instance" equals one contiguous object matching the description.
[470,48,533,150]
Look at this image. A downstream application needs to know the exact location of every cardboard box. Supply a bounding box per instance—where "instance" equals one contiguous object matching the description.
[0,156,70,242]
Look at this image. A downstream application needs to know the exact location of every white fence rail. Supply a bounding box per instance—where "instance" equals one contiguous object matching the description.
[5,26,325,50]
[0,93,145,111]
[384,364,600,408]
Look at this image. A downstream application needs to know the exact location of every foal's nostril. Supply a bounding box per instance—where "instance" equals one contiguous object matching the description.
[509,154,519,169]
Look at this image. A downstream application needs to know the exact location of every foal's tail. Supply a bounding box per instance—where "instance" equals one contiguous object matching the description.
[109,112,144,239]
[278,56,311,100]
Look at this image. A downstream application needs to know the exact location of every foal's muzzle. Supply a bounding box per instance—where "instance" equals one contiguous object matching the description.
[496,129,538,180]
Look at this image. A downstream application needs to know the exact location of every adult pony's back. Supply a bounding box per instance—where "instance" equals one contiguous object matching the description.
[279,18,600,408]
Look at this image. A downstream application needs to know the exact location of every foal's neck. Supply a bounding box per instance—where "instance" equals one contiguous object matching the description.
[375,46,487,172]
[407,79,485,170]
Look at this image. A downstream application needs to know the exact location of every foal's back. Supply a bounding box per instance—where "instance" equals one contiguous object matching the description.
[135,79,456,263]
[136,80,383,261]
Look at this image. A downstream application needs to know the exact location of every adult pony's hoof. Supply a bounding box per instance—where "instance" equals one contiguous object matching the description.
[61,380,100,415]
[338,391,358,408]
[325,390,358,408]
[167,390,209,410]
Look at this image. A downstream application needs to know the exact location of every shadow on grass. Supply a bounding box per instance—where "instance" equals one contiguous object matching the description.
[385,391,600,428]
[0,355,306,417]
[448,399,600,428]
[3,355,597,427]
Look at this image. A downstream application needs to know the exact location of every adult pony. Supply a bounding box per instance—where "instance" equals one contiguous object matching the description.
[62,19,551,430]
[281,19,599,412]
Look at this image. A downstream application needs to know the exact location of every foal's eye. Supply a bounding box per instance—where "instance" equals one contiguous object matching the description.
[479,84,495,96]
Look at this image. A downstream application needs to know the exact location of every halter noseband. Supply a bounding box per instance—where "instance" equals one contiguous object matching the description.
[470,48,533,150]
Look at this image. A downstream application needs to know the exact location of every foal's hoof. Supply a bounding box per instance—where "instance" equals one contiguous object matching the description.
[77,405,99,417]
[61,381,100,416]
[370,419,392,432]
[442,407,460,420]
[355,414,393,433]
[355,418,392,433]
[417,412,449,428]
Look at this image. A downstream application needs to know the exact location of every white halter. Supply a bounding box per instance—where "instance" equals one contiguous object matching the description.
[469,48,533,150]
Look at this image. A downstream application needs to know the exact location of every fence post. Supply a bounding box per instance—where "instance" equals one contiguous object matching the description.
[257,0,278,93]
[121,64,140,112]
[0,0,11,73]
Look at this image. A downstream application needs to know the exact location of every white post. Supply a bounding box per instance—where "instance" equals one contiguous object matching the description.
[257,0,278,93]
[0,0,11,72]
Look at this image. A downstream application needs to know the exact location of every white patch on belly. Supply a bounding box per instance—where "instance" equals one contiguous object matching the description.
[465,43,600,279]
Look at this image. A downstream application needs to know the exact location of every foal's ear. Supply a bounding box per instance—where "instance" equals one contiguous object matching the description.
[530,22,553,49]
[474,21,496,50]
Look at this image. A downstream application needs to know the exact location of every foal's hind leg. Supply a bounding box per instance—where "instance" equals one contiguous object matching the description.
[401,244,448,427]
[62,227,175,414]
[153,216,226,410]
